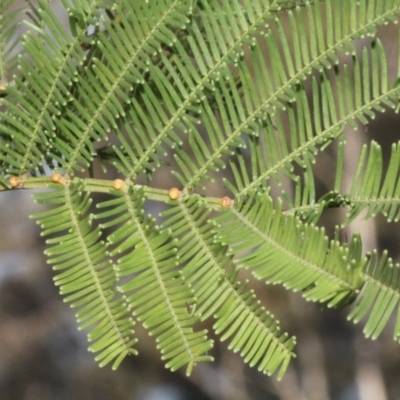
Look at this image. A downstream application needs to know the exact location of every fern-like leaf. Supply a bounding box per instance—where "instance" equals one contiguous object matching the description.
[215,193,365,307]
[162,196,296,379]
[31,180,137,369]
[179,1,400,192]
[348,250,400,341]
[228,38,400,198]
[334,141,400,224]
[96,186,213,375]
[0,0,107,175]
[58,0,193,174]
[112,0,280,183]
[0,0,24,85]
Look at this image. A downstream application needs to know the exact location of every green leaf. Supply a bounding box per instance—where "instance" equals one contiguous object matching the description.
[162,196,296,378]
[31,181,137,369]
[348,250,400,341]
[96,186,214,374]
[215,193,365,306]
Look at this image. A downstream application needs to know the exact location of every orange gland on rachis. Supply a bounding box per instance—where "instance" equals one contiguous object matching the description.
[113,179,126,191]
[220,196,232,208]
[168,187,181,200]
[9,176,21,188]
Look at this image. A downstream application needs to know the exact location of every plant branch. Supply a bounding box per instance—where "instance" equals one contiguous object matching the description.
[2,175,228,209]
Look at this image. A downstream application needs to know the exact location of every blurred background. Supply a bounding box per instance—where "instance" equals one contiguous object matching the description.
[1,2,400,400]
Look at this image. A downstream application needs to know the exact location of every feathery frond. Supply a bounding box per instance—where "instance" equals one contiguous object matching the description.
[96,186,213,375]
[31,180,137,369]
[335,141,400,224]
[162,196,296,378]
[112,0,280,183]
[215,193,365,307]
[0,0,107,175]
[175,1,400,192]
[348,250,400,342]
[0,0,24,84]
[226,39,400,199]
[59,0,195,174]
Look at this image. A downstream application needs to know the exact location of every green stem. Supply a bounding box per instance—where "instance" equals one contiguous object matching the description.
[1,176,227,209]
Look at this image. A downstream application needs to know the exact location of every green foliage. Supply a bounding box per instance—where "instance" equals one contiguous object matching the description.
[1,0,400,379]
[337,140,400,224]
[0,0,23,84]
[31,180,138,369]
[216,193,365,307]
